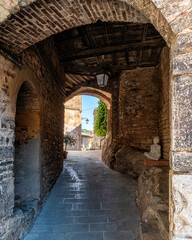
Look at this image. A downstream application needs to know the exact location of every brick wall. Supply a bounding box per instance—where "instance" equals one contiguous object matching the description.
[1,0,186,54]
[118,67,160,150]
[15,81,41,204]
[64,96,82,150]
[23,39,65,199]
[0,38,65,240]
[116,47,170,158]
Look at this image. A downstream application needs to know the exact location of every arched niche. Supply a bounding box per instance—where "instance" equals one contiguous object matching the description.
[14,81,41,205]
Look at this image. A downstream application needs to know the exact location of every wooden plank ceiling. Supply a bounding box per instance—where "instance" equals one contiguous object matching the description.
[53,21,166,92]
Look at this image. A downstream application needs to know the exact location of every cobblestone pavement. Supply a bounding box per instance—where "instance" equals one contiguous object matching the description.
[24,150,141,240]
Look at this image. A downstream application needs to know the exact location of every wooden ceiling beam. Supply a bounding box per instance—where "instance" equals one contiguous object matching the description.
[69,74,87,83]
[66,74,80,84]
[112,53,117,65]
[148,48,153,59]
[61,38,166,62]
[142,24,148,41]
[139,50,143,63]
[85,25,97,48]
[139,24,148,63]
[123,25,128,44]
[65,78,74,88]
[156,47,163,63]
[78,75,90,81]
[125,51,129,65]
[65,88,71,92]
[65,82,73,88]
[64,61,158,75]
[104,23,110,46]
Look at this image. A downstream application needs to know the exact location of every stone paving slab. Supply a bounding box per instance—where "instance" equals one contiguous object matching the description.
[24,150,141,240]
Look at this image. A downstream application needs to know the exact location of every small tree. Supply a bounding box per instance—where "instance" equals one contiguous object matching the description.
[94,100,108,137]
[64,135,76,151]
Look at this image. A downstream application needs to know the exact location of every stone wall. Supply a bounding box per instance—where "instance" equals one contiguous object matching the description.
[0,38,65,240]
[137,166,169,240]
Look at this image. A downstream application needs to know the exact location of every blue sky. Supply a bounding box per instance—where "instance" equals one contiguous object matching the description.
[82,95,99,130]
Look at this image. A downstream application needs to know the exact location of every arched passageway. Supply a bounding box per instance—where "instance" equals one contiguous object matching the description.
[64,89,111,151]
[0,1,191,240]
[65,87,112,110]
[14,81,41,205]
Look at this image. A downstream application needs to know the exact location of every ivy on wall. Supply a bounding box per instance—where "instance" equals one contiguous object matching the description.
[94,100,108,137]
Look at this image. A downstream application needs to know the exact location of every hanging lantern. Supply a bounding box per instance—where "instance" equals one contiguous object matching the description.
[86,118,89,124]
[96,73,109,87]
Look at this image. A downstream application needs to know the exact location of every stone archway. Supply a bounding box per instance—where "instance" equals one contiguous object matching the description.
[14,81,41,205]
[64,87,112,150]
[66,86,112,132]
[0,1,191,239]
[65,86,112,110]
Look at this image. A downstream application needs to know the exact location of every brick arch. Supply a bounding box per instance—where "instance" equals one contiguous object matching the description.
[9,66,41,116]
[65,87,112,109]
[1,0,191,53]
[14,80,41,205]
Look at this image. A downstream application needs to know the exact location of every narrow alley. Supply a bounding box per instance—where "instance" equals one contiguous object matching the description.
[24,151,141,240]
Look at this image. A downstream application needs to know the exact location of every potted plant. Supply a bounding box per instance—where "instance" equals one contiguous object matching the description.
[63,135,76,159]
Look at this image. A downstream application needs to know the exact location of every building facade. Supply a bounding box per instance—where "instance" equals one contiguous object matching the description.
[64,96,82,150]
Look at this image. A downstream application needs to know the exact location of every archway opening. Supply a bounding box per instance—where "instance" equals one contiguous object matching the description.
[64,92,111,152]
[14,81,41,206]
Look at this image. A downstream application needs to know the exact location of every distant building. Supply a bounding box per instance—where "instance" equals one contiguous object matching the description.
[64,96,82,150]
[81,131,94,150]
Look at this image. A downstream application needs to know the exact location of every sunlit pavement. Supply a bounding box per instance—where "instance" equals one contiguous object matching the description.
[24,150,141,240]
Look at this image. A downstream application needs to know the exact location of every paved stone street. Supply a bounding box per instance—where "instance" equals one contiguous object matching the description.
[24,151,141,240]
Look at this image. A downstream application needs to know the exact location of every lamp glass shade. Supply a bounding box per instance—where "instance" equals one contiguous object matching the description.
[96,73,109,87]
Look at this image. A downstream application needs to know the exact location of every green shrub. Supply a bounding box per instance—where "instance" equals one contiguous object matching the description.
[94,100,108,137]
[64,135,76,151]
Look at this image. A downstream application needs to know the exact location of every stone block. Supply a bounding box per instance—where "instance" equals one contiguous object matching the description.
[171,9,192,34]
[172,30,192,54]
[173,52,192,76]
[171,75,192,151]
[2,193,14,216]
[1,177,14,196]
[171,174,192,238]
[171,152,192,171]
[161,0,192,23]
[0,146,14,159]
[151,0,170,9]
